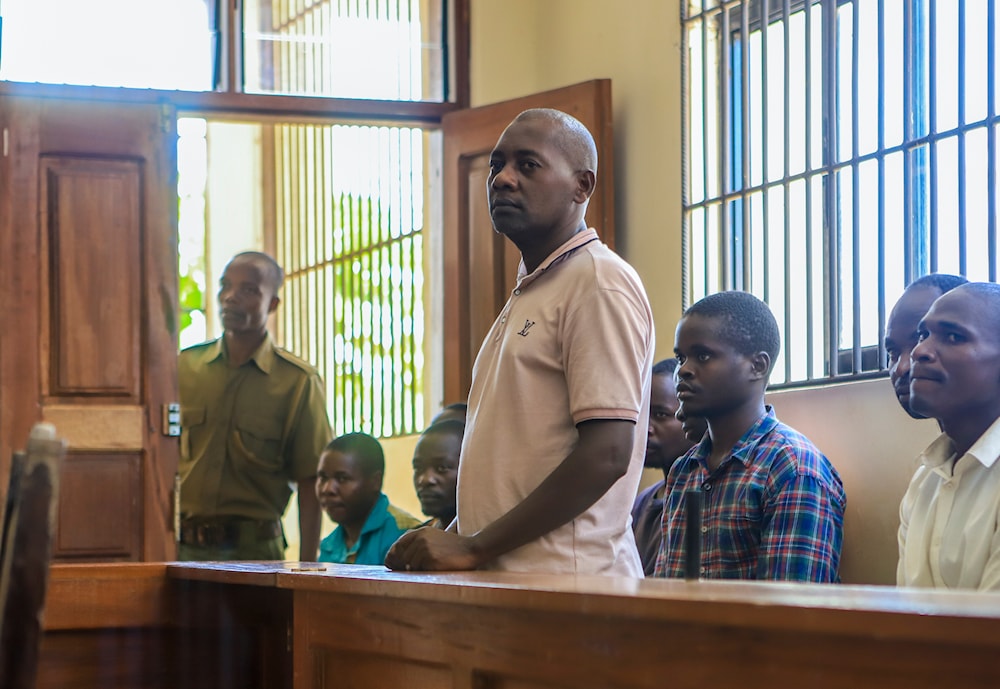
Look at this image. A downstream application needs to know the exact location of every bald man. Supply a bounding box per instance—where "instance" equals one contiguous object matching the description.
[387,109,654,576]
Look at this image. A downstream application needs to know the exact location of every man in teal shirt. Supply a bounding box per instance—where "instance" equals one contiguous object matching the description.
[317,433,421,564]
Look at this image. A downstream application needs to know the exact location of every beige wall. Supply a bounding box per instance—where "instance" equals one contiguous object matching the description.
[375,0,930,585]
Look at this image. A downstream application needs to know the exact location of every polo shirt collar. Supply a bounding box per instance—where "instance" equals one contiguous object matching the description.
[516,228,601,286]
[206,334,276,374]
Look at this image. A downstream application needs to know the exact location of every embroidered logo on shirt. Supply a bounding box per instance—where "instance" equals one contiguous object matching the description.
[517,319,536,337]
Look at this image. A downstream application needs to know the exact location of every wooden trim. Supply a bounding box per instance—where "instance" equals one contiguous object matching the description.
[0,83,461,125]
[44,563,171,630]
[451,0,471,109]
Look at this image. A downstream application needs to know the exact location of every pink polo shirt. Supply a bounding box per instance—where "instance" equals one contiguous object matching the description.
[456,229,654,576]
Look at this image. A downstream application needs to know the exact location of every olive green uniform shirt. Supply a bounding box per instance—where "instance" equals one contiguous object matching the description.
[179,336,332,521]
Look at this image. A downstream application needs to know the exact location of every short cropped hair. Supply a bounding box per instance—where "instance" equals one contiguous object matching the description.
[652,358,679,377]
[324,432,384,477]
[908,273,968,293]
[421,419,466,442]
[954,282,1000,330]
[231,251,285,293]
[684,291,781,368]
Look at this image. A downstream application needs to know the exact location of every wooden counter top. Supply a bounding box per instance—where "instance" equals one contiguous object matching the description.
[41,562,1000,689]
[166,560,1000,640]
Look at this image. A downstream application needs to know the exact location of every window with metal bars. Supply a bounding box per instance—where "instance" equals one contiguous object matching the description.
[683,0,1000,387]
[271,123,426,437]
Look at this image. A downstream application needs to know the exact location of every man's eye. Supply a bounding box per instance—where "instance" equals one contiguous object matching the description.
[697,353,711,362]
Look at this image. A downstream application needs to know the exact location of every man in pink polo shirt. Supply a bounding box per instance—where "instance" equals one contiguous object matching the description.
[386,108,654,576]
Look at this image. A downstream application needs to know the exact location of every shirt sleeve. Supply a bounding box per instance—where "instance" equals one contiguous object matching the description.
[562,283,653,424]
[287,371,333,481]
[756,473,845,583]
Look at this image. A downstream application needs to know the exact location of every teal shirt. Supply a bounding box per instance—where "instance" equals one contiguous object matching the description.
[318,494,422,565]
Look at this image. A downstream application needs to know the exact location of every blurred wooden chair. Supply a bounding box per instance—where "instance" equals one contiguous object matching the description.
[0,423,66,689]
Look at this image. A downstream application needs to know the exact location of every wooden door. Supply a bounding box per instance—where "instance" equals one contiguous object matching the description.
[0,95,179,561]
[441,80,616,404]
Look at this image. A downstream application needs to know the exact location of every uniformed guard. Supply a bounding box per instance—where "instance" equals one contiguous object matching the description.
[178,251,332,561]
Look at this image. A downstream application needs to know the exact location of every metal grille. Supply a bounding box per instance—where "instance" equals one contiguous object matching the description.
[274,123,426,437]
[243,0,445,100]
[682,0,1000,386]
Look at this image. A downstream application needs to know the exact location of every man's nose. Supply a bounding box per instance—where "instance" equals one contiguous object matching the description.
[490,164,515,189]
[911,338,932,362]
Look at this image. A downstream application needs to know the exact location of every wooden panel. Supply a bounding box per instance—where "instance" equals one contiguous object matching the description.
[0,99,43,491]
[315,650,450,689]
[0,94,179,562]
[294,585,1000,689]
[40,564,293,689]
[42,405,144,450]
[45,563,170,630]
[40,156,141,399]
[55,453,141,561]
[442,80,615,402]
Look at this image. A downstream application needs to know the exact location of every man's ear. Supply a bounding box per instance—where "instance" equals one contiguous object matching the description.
[368,470,384,491]
[749,351,771,381]
[574,169,596,204]
[268,295,281,314]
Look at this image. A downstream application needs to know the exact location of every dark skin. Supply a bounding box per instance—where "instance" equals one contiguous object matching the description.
[315,449,383,550]
[674,314,770,473]
[646,372,699,495]
[385,113,634,572]
[885,284,943,419]
[910,287,1000,459]
[412,431,460,525]
[217,256,280,367]
[484,114,596,272]
[216,254,320,560]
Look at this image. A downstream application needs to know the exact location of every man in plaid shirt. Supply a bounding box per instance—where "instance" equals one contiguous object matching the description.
[653,291,846,582]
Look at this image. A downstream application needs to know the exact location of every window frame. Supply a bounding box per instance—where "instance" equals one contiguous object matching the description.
[682,0,1000,389]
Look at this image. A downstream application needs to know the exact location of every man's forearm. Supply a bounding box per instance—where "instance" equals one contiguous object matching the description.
[297,478,321,561]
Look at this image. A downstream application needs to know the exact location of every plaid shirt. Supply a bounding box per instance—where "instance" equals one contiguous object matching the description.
[653,408,845,582]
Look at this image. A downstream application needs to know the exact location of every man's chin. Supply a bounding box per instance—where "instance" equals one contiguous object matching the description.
[896,394,928,420]
[907,396,936,421]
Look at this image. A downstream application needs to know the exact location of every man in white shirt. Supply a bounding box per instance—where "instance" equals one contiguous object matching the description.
[898,282,1000,590]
